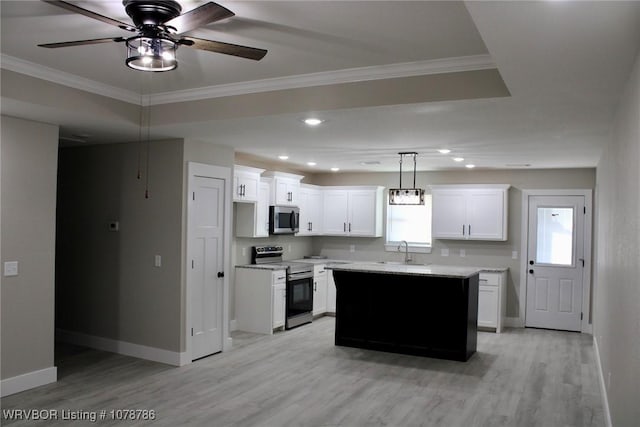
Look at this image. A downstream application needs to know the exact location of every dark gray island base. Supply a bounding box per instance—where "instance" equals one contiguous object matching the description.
[332,265,479,362]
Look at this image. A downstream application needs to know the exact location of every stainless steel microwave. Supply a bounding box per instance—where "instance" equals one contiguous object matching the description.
[269,205,299,234]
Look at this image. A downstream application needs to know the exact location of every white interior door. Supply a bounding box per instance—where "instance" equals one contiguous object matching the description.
[190,176,224,359]
[526,195,585,331]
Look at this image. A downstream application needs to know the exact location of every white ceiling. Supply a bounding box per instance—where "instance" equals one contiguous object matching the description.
[1,1,640,172]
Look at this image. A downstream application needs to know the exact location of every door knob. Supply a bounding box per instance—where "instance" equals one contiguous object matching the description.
[529,260,534,265]
[529,269,534,274]
[217,272,225,278]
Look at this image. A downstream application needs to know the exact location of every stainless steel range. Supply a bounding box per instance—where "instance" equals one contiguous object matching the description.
[252,245,314,329]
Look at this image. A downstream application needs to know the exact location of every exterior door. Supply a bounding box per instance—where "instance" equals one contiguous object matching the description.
[190,176,224,359]
[526,195,585,331]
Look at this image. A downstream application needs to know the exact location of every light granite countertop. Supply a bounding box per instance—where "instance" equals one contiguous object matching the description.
[326,262,482,279]
[292,259,508,274]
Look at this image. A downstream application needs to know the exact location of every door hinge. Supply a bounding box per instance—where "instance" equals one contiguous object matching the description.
[192,192,196,201]
[191,260,195,269]
[580,312,583,320]
[191,328,194,337]
[584,206,586,214]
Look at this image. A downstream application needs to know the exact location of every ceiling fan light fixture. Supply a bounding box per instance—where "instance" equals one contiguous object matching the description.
[126,36,177,72]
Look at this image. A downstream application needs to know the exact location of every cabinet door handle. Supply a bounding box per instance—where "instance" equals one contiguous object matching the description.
[344,222,346,232]
[349,223,352,232]
[468,224,471,235]
[462,225,465,235]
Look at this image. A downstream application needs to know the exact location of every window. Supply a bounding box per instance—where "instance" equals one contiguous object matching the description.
[385,195,432,253]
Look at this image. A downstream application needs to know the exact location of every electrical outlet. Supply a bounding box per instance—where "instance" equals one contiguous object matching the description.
[441,248,449,257]
[350,245,356,253]
[512,251,518,260]
[288,244,292,252]
[154,255,162,268]
[459,249,466,258]
[241,247,246,257]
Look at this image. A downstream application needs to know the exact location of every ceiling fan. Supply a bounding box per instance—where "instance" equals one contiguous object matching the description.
[38,0,267,71]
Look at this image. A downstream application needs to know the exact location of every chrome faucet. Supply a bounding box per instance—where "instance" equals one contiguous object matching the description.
[398,240,412,264]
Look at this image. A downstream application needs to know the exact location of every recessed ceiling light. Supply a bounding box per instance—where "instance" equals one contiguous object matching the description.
[438,149,451,154]
[303,118,323,126]
[330,167,340,172]
[465,164,476,169]
[278,155,289,160]
[360,161,381,165]
[307,162,317,166]
[453,157,465,162]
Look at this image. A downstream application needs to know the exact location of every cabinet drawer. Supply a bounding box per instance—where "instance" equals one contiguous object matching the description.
[479,273,500,286]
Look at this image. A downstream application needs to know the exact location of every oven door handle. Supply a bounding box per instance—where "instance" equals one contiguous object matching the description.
[287,272,314,281]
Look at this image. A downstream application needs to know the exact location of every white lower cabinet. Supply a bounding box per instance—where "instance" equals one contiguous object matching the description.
[272,279,286,330]
[312,265,328,315]
[477,270,507,333]
[235,267,287,334]
[327,269,336,314]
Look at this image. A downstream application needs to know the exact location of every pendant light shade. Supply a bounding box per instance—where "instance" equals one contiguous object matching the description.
[126,36,177,72]
[389,152,425,205]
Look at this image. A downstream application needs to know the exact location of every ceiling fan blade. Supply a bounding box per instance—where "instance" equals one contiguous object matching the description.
[38,37,125,48]
[164,2,234,35]
[41,0,135,31]
[180,36,267,61]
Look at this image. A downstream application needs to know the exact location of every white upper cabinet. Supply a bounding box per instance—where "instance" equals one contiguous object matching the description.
[233,165,264,203]
[235,181,270,238]
[431,185,510,241]
[298,184,324,236]
[322,186,384,237]
[263,171,304,206]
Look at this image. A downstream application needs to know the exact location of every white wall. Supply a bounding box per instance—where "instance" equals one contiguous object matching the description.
[594,51,640,426]
[1,116,58,393]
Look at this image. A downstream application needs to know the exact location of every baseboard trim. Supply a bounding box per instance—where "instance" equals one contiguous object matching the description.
[56,329,186,367]
[593,336,613,427]
[0,367,57,397]
[504,316,524,328]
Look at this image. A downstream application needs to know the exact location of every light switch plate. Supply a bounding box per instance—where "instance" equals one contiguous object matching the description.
[349,245,356,253]
[4,261,18,277]
[154,255,162,267]
[512,251,518,259]
[441,248,449,257]
[459,249,466,258]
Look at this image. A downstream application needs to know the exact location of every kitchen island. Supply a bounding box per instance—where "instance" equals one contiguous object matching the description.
[328,263,480,362]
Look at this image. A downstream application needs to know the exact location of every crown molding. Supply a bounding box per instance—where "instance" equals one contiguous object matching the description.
[1,54,140,104]
[2,53,494,107]
[148,54,495,105]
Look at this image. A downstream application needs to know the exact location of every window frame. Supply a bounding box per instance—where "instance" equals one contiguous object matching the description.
[384,194,432,254]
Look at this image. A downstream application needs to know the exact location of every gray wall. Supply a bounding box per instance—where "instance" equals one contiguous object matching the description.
[56,139,184,352]
[311,168,596,319]
[594,52,640,426]
[1,116,58,379]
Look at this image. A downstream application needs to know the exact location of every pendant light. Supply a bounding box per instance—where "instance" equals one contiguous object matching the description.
[389,152,425,205]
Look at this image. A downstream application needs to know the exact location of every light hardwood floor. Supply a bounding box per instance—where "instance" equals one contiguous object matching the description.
[1,317,604,426]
